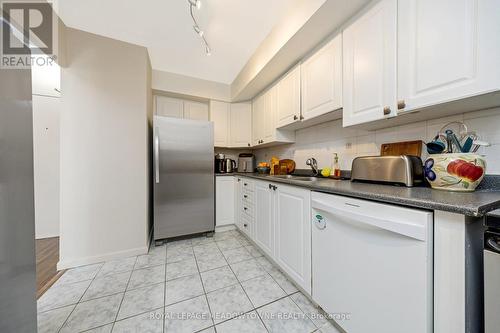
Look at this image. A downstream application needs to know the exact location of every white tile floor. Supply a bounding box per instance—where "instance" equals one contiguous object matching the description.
[37,229,341,333]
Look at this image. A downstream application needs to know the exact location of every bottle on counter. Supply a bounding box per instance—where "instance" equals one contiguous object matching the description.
[332,153,341,178]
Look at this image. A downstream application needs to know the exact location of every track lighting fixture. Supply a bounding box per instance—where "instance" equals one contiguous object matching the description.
[188,0,211,55]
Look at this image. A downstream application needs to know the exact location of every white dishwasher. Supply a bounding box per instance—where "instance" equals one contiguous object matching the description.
[311,192,433,333]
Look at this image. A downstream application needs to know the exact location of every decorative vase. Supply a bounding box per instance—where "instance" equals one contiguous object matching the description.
[424,153,486,192]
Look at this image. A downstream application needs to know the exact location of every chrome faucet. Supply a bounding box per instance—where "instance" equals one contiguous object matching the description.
[306,158,319,176]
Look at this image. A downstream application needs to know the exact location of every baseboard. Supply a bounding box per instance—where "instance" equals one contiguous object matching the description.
[57,246,148,270]
[35,233,60,240]
[215,224,236,233]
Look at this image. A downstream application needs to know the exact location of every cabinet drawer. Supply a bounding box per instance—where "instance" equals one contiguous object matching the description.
[241,204,254,219]
[240,214,253,237]
[241,179,254,192]
[242,191,254,204]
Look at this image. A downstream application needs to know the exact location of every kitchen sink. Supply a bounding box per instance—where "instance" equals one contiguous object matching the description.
[273,175,319,181]
[292,176,319,182]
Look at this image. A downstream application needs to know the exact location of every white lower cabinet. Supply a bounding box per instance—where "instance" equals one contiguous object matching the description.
[215,176,234,227]
[240,178,312,294]
[275,184,311,294]
[254,181,275,257]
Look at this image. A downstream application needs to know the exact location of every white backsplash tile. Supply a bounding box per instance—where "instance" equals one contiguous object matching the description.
[254,107,500,174]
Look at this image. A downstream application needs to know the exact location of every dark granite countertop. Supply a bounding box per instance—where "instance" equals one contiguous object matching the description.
[231,173,500,217]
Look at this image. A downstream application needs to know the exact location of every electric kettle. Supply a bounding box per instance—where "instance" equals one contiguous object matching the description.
[225,158,236,173]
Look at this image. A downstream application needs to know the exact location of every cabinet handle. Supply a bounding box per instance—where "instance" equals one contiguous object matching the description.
[273,185,277,191]
[397,100,406,110]
[300,115,304,120]
[293,115,298,120]
[383,106,391,115]
[247,143,251,147]
[244,207,248,211]
[268,184,272,189]
[237,179,241,182]
[244,223,248,228]
[244,195,248,198]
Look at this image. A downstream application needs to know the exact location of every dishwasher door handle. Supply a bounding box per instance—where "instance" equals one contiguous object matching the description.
[312,199,426,241]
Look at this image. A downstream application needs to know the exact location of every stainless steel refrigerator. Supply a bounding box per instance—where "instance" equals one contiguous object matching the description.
[153,116,214,241]
[0,60,37,330]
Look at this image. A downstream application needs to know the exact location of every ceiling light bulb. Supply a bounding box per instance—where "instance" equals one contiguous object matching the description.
[205,45,211,56]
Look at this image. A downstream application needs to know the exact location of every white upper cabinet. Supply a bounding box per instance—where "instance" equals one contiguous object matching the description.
[252,95,264,146]
[397,0,500,113]
[155,96,208,121]
[277,65,301,128]
[342,0,397,127]
[209,100,230,147]
[301,34,343,121]
[263,87,277,142]
[184,101,209,121]
[230,102,252,148]
[252,87,295,147]
[155,96,184,118]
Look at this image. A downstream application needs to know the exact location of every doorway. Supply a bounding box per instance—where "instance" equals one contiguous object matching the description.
[32,55,63,297]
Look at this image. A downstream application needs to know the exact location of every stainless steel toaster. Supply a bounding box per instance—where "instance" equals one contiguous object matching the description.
[237,153,255,173]
[351,155,424,187]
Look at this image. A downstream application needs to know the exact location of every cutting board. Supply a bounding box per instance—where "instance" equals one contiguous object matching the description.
[276,159,296,175]
[380,140,423,157]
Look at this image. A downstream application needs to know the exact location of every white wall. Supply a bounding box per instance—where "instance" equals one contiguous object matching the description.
[59,28,152,269]
[33,95,60,239]
[255,107,500,174]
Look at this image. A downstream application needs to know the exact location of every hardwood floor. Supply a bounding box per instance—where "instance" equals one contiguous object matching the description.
[36,237,64,299]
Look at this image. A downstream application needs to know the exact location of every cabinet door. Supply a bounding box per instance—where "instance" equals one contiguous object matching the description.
[301,34,342,121]
[230,103,252,148]
[155,96,184,118]
[209,101,230,147]
[398,0,500,113]
[215,177,234,226]
[275,184,311,293]
[254,181,274,257]
[342,0,397,127]
[263,87,277,143]
[252,95,264,146]
[184,101,209,121]
[277,65,301,128]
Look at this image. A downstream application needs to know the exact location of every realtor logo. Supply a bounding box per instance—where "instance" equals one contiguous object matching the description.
[1,1,57,68]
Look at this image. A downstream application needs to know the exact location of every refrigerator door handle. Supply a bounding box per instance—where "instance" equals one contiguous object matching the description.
[154,133,160,183]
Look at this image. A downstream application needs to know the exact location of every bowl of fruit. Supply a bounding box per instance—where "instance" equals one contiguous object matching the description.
[256,162,271,174]
[424,153,486,191]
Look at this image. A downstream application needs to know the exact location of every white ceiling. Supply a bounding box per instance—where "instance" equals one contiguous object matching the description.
[55,0,304,84]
